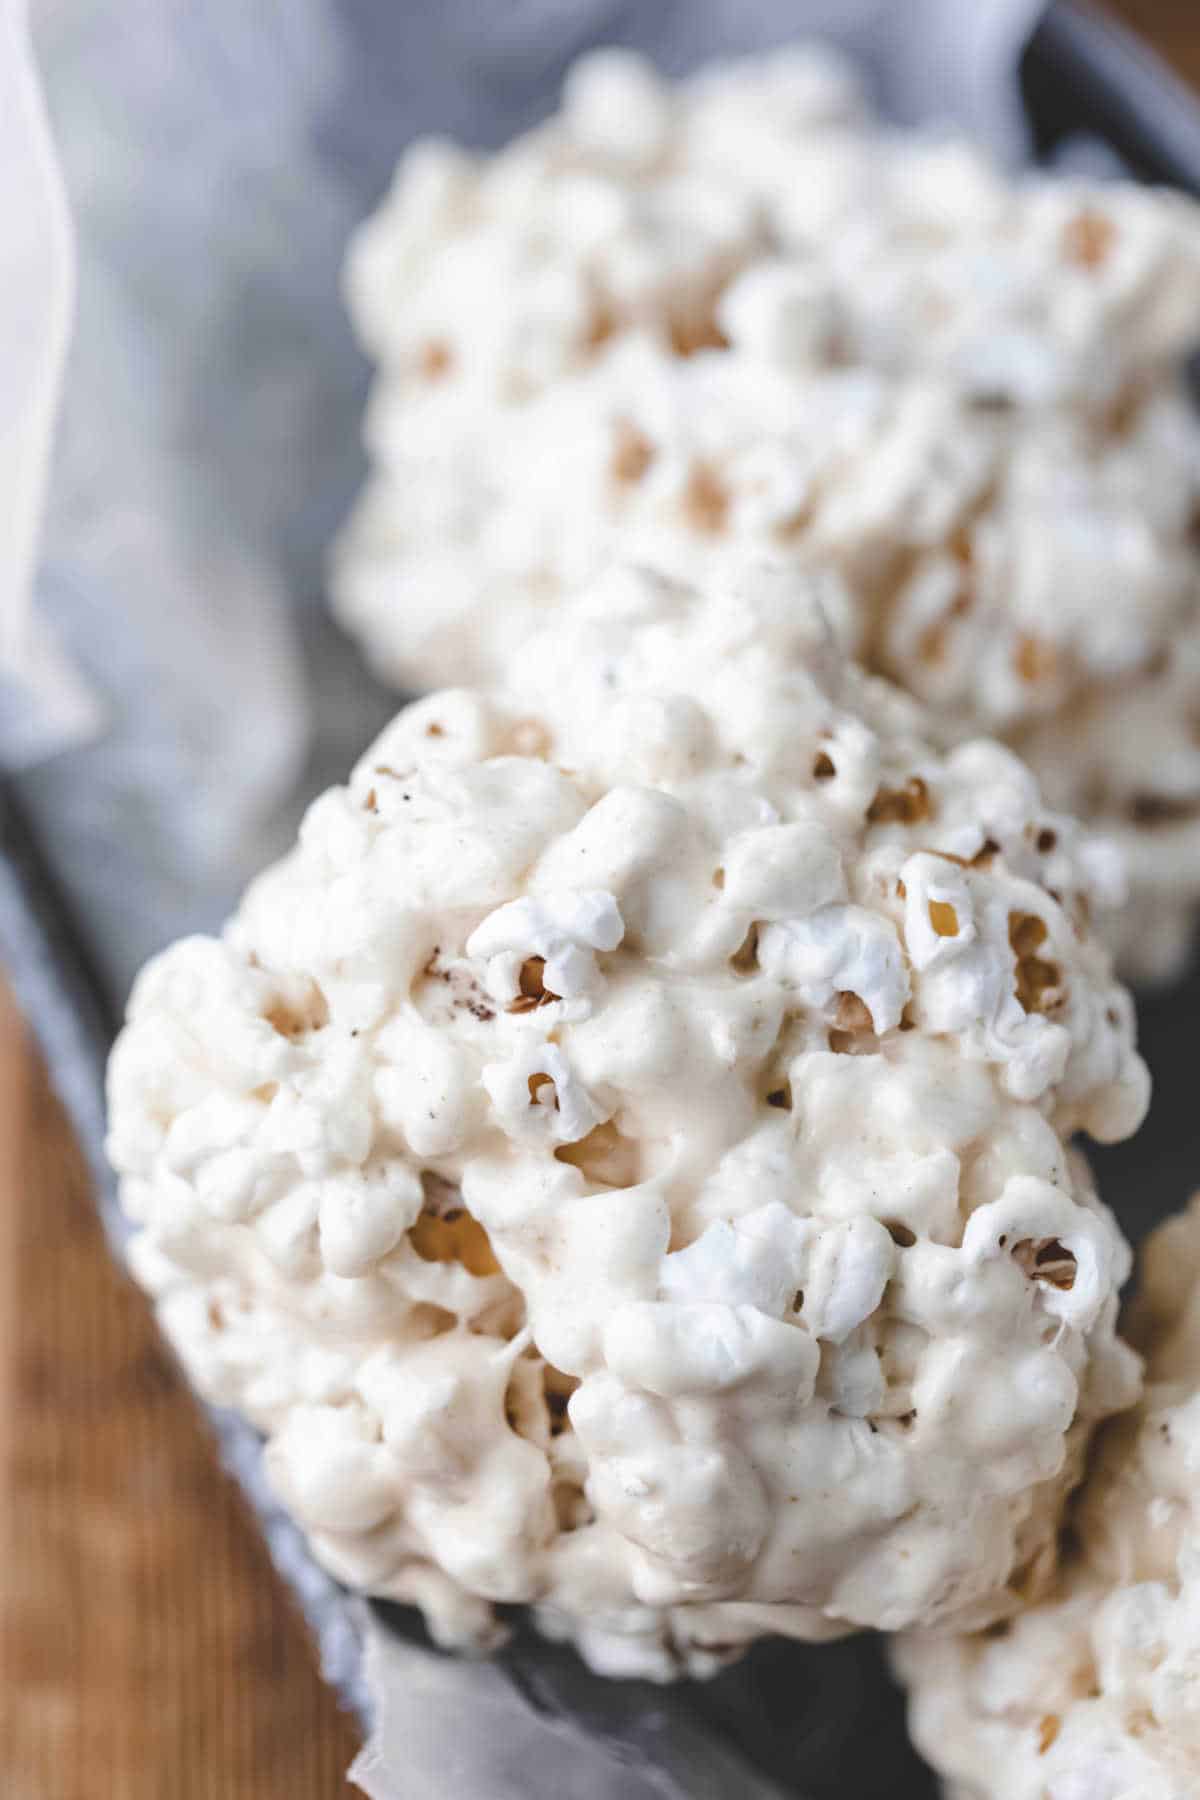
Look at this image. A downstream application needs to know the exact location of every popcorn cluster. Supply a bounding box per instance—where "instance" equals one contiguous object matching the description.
[897,1197,1200,1800]
[108,564,1148,1679]
[335,46,1200,979]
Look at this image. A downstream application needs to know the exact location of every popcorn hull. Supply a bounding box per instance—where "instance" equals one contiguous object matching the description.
[9,3,1200,1797]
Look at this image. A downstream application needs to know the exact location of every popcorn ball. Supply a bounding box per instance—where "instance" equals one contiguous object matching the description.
[342,45,1200,414]
[107,563,1149,1680]
[334,46,1200,979]
[897,1196,1200,1800]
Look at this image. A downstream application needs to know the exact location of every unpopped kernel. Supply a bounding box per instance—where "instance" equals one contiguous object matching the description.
[335,44,1200,979]
[108,564,1147,1680]
[897,1196,1200,1800]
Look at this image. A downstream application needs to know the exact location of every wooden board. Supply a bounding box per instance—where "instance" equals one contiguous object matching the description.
[0,985,360,1798]
[1108,0,1200,90]
[1,5,1197,1794]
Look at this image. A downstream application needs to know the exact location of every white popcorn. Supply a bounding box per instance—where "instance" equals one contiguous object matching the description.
[719,820,845,919]
[480,1039,608,1147]
[561,49,673,167]
[799,1216,896,1345]
[466,889,624,1011]
[335,44,1200,980]
[602,1300,820,1400]
[316,1165,423,1280]
[897,1197,1200,1800]
[660,1205,807,1317]
[757,904,909,1034]
[107,563,1148,1681]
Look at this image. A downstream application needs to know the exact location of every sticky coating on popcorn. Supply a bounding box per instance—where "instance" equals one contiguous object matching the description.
[897,1195,1200,1800]
[334,44,1200,981]
[107,562,1149,1680]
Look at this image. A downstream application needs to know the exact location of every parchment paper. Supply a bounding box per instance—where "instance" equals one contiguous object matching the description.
[0,0,87,762]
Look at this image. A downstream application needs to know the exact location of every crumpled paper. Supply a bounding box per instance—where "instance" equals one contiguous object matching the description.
[349,1620,719,1800]
[20,0,391,996]
[0,0,91,764]
[14,3,1052,1797]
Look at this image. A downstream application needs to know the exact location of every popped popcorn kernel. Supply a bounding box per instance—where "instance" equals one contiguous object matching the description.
[409,1173,501,1278]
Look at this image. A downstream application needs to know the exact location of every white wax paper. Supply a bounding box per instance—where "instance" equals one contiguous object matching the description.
[0,0,88,762]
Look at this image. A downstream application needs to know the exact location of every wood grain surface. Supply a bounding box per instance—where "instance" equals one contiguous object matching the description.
[1107,0,1200,89]
[2,6,1197,1797]
[0,985,359,1798]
